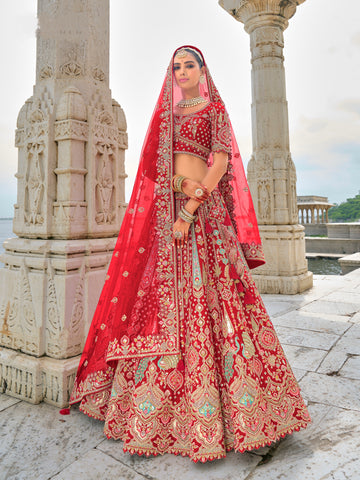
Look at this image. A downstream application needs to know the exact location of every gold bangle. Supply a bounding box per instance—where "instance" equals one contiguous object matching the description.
[173,175,187,193]
[172,174,180,192]
[177,176,187,193]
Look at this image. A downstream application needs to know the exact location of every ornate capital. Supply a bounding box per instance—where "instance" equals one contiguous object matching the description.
[219,0,306,32]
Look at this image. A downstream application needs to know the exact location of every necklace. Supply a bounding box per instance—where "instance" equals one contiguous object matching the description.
[177,96,206,108]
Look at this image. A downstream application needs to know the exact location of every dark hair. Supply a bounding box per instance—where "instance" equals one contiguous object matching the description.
[175,47,204,68]
[184,48,204,68]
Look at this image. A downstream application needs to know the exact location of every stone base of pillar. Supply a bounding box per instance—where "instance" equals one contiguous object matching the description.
[0,237,115,357]
[0,236,116,405]
[252,224,314,294]
[0,348,80,407]
[253,271,313,295]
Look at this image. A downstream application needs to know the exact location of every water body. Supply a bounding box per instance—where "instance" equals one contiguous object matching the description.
[307,257,342,275]
[0,219,343,275]
[0,219,14,262]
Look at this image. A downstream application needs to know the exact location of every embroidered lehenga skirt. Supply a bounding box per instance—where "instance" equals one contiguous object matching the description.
[78,189,310,462]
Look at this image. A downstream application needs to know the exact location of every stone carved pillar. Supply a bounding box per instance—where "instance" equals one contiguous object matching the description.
[0,0,128,406]
[219,0,312,293]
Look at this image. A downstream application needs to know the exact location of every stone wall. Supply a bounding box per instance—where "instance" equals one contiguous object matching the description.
[305,239,360,255]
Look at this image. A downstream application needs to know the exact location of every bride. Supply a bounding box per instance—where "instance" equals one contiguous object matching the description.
[69,45,310,463]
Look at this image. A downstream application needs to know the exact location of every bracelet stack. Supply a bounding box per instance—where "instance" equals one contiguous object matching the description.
[172,174,187,193]
[178,206,196,224]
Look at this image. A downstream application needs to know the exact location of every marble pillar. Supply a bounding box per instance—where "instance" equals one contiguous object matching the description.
[219,0,313,294]
[0,0,127,406]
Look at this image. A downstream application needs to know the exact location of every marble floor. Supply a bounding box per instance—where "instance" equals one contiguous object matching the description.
[1,270,360,480]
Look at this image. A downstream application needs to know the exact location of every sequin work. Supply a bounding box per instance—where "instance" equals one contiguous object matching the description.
[78,190,311,463]
[174,102,231,162]
[70,45,310,464]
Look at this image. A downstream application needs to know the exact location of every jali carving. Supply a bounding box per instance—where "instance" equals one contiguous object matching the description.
[42,371,60,404]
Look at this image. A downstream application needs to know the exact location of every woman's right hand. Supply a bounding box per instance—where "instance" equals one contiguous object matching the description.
[181,178,210,203]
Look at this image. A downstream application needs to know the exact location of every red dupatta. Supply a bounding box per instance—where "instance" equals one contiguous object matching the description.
[70,46,264,404]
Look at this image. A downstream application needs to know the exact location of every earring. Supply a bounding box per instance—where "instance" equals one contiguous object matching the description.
[199,74,205,84]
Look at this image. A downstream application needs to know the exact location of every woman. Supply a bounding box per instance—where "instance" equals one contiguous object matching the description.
[69,46,310,462]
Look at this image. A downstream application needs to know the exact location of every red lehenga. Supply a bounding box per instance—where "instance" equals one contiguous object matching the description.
[69,46,310,462]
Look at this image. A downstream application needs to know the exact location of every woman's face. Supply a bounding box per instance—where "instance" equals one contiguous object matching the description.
[173,53,203,93]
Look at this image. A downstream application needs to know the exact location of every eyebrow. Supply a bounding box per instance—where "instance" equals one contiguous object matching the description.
[173,60,196,65]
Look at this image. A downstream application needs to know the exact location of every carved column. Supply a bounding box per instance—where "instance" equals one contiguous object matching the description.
[219,0,312,293]
[0,0,128,406]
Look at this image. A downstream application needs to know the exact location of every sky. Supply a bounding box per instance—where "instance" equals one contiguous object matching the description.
[0,0,359,218]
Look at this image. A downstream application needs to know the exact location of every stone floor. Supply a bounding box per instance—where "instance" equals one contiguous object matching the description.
[1,270,360,480]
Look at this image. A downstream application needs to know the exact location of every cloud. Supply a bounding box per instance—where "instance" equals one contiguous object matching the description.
[290,110,360,204]
[351,31,360,45]
[336,98,360,117]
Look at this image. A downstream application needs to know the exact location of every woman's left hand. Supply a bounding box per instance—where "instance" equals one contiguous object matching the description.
[173,217,191,247]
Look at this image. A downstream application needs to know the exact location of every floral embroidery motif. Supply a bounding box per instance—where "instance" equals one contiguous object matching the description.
[260,327,277,349]
[158,355,180,370]
[191,226,202,289]
[135,357,156,385]
[239,391,255,408]
[199,401,216,418]
[76,185,310,463]
[167,369,184,392]
[241,332,255,359]
[139,399,156,415]
[173,102,231,163]
[71,56,310,462]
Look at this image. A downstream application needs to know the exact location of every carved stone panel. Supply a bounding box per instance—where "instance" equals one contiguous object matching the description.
[25,142,45,226]
[46,263,61,357]
[0,261,40,355]
[95,143,115,225]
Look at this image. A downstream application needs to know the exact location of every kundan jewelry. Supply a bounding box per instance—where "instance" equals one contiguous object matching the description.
[175,48,188,58]
[195,188,204,197]
[177,96,207,108]
[175,47,204,64]
[174,231,183,239]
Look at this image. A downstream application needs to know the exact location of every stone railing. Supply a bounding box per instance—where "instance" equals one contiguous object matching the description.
[305,223,360,255]
[327,223,360,239]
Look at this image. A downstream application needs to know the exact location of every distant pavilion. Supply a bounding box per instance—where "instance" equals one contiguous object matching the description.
[297,195,334,224]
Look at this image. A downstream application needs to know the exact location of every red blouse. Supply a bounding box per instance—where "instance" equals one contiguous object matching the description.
[173,102,232,162]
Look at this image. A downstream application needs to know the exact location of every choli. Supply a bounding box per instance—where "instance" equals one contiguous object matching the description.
[173,102,231,162]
